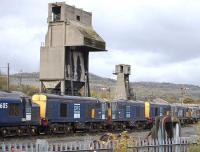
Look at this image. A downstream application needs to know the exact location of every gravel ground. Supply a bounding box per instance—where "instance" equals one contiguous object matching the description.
[0,124,198,144]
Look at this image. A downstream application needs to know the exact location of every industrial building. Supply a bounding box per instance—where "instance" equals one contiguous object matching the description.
[40,2,106,96]
[113,64,134,100]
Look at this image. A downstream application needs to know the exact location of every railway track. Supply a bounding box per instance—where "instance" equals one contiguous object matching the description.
[0,124,197,144]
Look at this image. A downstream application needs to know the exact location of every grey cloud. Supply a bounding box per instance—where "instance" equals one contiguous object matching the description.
[1,0,200,85]
[92,2,200,65]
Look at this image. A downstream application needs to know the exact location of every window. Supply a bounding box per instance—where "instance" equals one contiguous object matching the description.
[111,103,117,119]
[155,107,158,116]
[74,104,80,118]
[126,105,131,118]
[60,103,67,117]
[9,104,20,116]
[120,65,123,73]
[95,103,101,109]
[52,6,61,21]
[136,107,140,117]
[128,67,131,73]
[76,15,80,21]
[101,103,106,119]
[118,104,124,110]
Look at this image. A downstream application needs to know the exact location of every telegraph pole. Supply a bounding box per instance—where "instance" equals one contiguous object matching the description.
[19,70,23,86]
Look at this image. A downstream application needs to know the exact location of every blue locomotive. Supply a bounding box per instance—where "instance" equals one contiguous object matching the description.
[109,100,147,129]
[32,94,109,134]
[0,91,40,137]
[0,91,200,137]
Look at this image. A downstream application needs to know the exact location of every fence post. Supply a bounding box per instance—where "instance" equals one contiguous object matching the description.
[30,143,34,152]
[2,143,5,152]
[36,139,49,152]
[175,137,181,152]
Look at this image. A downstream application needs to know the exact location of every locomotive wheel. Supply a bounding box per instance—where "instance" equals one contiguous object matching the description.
[1,128,7,138]
[48,125,57,134]
[53,126,57,133]
[64,126,71,134]
[47,128,53,135]
[30,127,37,136]
[17,128,22,136]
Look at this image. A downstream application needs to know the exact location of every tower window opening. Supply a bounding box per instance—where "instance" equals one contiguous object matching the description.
[120,65,123,73]
[76,15,80,21]
[52,6,61,21]
[128,67,130,73]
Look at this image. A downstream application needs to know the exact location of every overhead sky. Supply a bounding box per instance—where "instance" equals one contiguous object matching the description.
[1,0,200,85]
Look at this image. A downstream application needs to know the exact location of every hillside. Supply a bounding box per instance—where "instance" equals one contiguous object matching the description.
[9,72,200,102]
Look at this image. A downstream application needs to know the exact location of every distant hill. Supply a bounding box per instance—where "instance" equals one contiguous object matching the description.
[10,72,200,102]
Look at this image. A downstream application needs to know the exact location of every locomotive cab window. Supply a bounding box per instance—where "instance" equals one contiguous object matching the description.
[95,103,101,109]
[136,106,140,117]
[155,107,159,116]
[60,103,67,117]
[9,104,20,116]
[126,105,131,118]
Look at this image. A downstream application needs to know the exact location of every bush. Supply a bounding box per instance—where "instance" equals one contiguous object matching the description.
[0,77,7,90]
[10,85,39,96]
[189,123,200,152]
[0,77,39,96]
[183,98,194,104]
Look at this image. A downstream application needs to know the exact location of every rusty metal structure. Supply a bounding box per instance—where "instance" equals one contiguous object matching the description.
[40,2,106,96]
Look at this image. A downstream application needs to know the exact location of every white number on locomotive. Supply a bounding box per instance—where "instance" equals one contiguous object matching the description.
[0,103,8,109]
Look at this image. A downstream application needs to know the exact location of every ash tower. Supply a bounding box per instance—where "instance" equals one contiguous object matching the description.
[40,2,106,96]
[113,64,132,100]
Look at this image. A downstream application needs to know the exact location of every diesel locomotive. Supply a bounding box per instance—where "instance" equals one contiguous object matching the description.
[0,91,199,137]
[32,94,109,134]
[0,91,40,137]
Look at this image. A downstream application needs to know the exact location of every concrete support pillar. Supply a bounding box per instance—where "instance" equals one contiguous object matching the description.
[115,73,127,99]
[40,82,43,93]
[113,64,131,100]
[61,80,65,95]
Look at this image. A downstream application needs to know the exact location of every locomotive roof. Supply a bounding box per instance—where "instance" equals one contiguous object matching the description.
[150,101,170,106]
[111,99,145,104]
[33,93,105,102]
[0,91,28,98]
[32,102,40,107]
[0,97,22,103]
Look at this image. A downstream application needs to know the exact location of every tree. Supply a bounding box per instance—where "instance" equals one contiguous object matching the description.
[183,98,194,104]
[0,76,7,90]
